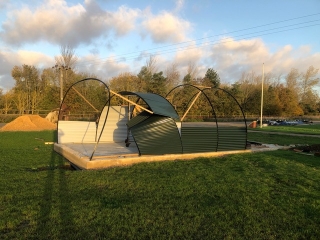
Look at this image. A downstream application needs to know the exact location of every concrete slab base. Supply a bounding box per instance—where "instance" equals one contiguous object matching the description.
[54,142,285,170]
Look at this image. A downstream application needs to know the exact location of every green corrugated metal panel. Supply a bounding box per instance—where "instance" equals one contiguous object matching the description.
[130,115,182,155]
[119,91,179,119]
[217,127,247,151]
[127,111,151,128]
[181,127,218,153]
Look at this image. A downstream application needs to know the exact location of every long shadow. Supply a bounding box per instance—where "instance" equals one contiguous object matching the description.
[34,142,56,237]
[262,150,320,168]
[58,156,76,237]
[34,130,75,238]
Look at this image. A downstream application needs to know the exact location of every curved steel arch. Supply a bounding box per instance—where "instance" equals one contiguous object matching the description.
[203,87,247,129]
[203,87,247,151]
[57,78,111,160]
[166,84,220,152]
[118,91,182,156]
[166,84,219,124]
[166,84,248,152]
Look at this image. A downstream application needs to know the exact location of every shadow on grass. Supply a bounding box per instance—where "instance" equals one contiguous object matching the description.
[265,149,320,168]
[34,130,76,238]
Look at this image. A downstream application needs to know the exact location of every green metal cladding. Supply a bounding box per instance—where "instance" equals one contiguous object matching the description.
[129,115,182,155]
[123,89,247,156]
[119,91,179,119]
[181,126,218,153]
[217,127,247,151]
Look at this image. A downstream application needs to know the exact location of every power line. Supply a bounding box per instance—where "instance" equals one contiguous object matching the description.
[145,24,320,61]
[148,22,320,58]
[96,12,320,60]
[76,22,320,68]
[73,13,320,67]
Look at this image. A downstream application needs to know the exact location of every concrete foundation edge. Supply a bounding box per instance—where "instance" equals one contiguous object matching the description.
[54,143,252,170]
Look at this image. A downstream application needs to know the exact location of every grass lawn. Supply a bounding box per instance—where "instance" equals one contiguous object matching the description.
[247,131,320,146]
[250,123,320,135]
[1,131,320,239]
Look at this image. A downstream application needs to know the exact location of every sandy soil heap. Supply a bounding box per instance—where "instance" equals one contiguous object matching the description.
[0,115,56,131]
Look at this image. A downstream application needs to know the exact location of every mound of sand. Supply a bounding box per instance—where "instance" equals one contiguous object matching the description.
[0,115,56,131]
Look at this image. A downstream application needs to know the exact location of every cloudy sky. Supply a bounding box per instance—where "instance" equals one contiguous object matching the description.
[0,0,319,91]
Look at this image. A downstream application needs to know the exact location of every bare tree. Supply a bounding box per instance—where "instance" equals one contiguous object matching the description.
[54,45,78,69]
[145,55,158,74]
[235,71,261,113]
[54,45,78,100]
[271,73,282,87]
[257,73,274,86]
[165,62,180,90]
[187,61,198,81]
[286,68,300,94]
[300,66,319,103]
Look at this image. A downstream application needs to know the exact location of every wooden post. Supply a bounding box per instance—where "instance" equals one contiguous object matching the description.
[110,90,153,114]
[181,91,202,122]
[72,86,99,112]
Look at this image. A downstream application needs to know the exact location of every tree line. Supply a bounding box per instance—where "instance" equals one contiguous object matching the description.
[0,48,319,119]
[228,66,320,117]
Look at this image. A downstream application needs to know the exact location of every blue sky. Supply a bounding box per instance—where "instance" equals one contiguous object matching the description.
[0,0,319,91]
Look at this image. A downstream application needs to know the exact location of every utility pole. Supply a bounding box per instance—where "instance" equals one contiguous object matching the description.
[59,66,63,105]
[52,64,70,105]
[260,63,264,128]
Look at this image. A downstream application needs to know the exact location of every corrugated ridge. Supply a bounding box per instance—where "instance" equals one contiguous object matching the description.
[131,116,182,155]
[181,127,218,153]
[127,111,151,128]
[217,127,247,151]
[133,92,179,119]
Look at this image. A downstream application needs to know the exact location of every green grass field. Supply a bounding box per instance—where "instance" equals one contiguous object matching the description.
[1,130,320,239]
[248,131,320,146]
[251,123,320,135]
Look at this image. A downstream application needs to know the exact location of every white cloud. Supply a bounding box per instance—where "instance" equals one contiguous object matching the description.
[174,0,184,12]
[77,54,131,81]
[200,37,320,83]
[1,39,319,92]
[136,37,320,84]
[108,5,140,36]
[13,50,53,67]
[201,38,268,81]
[174,42,203,65]
[0,49,53,91]
[0,0,141,47]
[0,0,7,9]
[142,11,192,43]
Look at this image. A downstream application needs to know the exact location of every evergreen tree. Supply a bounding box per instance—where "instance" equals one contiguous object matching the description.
[203,68,220,88]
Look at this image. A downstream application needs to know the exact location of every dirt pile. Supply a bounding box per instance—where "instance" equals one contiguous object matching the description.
[0,115,56,131]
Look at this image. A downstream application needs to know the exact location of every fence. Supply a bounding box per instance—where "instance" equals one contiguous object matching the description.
[1,112,320,123]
